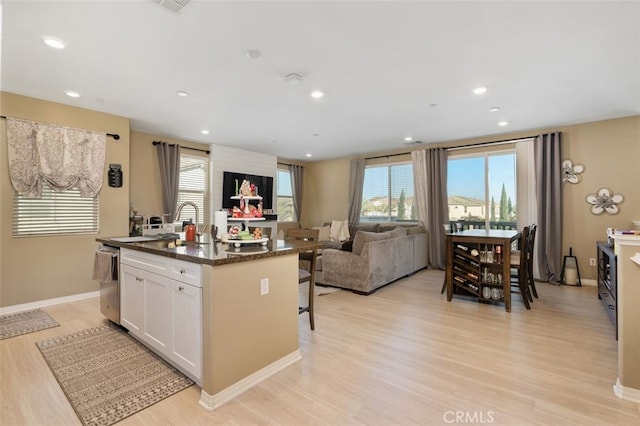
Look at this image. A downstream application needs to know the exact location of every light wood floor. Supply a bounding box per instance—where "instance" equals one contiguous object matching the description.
[1,269,639,425]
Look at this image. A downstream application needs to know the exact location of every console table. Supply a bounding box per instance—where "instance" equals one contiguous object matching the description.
[596,241,617,338]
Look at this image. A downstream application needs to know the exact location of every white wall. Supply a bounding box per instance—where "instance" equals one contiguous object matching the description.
[210,145,277,237]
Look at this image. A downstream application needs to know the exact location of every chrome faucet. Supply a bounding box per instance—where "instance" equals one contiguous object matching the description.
[175,201,200,241]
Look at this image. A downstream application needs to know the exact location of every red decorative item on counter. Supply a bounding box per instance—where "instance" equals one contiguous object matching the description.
[185,224,196,242]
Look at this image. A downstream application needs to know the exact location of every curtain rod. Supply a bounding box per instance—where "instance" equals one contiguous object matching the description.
[152,140,210,155]
[365,135,538,159]
[446,136,536,152]
[365,152,410,160]
[0,115,120,140]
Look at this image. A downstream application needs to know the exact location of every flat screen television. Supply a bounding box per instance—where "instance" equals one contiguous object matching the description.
[222,171,274,209]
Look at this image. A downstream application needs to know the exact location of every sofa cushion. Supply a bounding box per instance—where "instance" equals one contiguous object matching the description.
[352,230,393,255]
[348,223,380,236]
[389,226,407,238]
[405,225,426,235]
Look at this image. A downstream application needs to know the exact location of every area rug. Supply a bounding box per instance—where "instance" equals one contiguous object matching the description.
[0,308,59,340]
[316,285,342,296]
[36,325,193,426]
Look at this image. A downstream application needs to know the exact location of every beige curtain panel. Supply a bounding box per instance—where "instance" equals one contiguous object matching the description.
[6,118,106,198]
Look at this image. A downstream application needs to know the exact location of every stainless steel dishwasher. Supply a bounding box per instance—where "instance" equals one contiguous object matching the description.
[98,244,120,324]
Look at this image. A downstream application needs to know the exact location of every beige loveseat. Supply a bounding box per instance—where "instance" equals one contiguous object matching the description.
[317,225,428,294]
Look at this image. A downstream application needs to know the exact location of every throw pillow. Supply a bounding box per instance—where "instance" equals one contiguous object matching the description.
[340,240,354,252]
[313,225,331,242]
[330,220,350,242]
[339,221,350,241]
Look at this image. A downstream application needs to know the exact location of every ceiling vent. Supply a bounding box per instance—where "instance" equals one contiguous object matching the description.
[403,140,424,145]
[152,0,191,14]
[284,73,304,85]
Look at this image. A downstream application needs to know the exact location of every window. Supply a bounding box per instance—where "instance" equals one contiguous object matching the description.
[13,182,99,237]
[447,150,517,229]
[361,162,416,222]
[175,154,209,226]
[276,169,296,222]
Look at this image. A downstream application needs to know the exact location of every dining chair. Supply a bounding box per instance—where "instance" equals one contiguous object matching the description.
[284,228,320,330]
[526,224,538,299]
[510,226,532,309]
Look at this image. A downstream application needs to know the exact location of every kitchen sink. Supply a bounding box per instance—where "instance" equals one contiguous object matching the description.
[140,240,174,249]
[140,240,208,250]
[110,236,161,243]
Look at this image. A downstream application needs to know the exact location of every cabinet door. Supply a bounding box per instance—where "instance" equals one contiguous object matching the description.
[171,282,202,379]
[143,272,173,352]
[120,264,145,336]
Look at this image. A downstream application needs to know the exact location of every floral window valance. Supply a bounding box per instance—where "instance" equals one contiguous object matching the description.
[6,118,106,198]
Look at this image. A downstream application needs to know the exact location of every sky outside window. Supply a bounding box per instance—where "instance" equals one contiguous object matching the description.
[277,170,292,196]
[448,155,515,201]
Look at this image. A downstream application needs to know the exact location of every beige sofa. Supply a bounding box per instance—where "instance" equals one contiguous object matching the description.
[317,225,428,294]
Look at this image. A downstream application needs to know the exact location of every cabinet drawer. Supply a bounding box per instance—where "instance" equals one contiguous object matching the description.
[121,248,202,287]
[598,282,616,327]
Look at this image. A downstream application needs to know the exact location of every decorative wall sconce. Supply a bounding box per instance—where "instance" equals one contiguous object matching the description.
[562,159,585,184]
[586,187,624,215]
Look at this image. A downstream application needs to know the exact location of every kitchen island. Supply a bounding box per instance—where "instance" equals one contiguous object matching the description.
[96,235,320,410]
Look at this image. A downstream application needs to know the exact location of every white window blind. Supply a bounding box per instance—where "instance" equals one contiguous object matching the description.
[361,162,416,222]
[13,182,99,237]
[176,154,209,226]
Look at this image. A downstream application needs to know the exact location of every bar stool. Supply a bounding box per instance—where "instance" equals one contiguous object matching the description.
[285,228,320,330]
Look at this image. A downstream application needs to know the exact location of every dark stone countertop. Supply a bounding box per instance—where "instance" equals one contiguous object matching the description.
[96,234,320,266]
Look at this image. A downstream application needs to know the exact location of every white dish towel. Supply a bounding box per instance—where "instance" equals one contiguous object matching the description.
[92,250,115,283]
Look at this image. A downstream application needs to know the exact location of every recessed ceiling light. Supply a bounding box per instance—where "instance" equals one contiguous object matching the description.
[64,90,81,98]
[310,90,325,99]
[201,130,210,135]
[489,107,501,112]
[246,50,261,59]
[306,153,313,158]
[404,137,413,142]
[473,86,488,95]
[42,36,67,49]
[176,91,188,97]
[498,121,509,126]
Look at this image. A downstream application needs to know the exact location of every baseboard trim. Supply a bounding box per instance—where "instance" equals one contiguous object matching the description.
[0,291,100,315]
[198,349,302,411]
[614,378,640,402]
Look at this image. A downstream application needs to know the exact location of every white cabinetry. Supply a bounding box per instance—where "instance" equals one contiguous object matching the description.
[120,264,144,334]
[120,248,202,382]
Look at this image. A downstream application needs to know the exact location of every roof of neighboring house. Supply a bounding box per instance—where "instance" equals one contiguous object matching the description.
[448,196,485,206]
